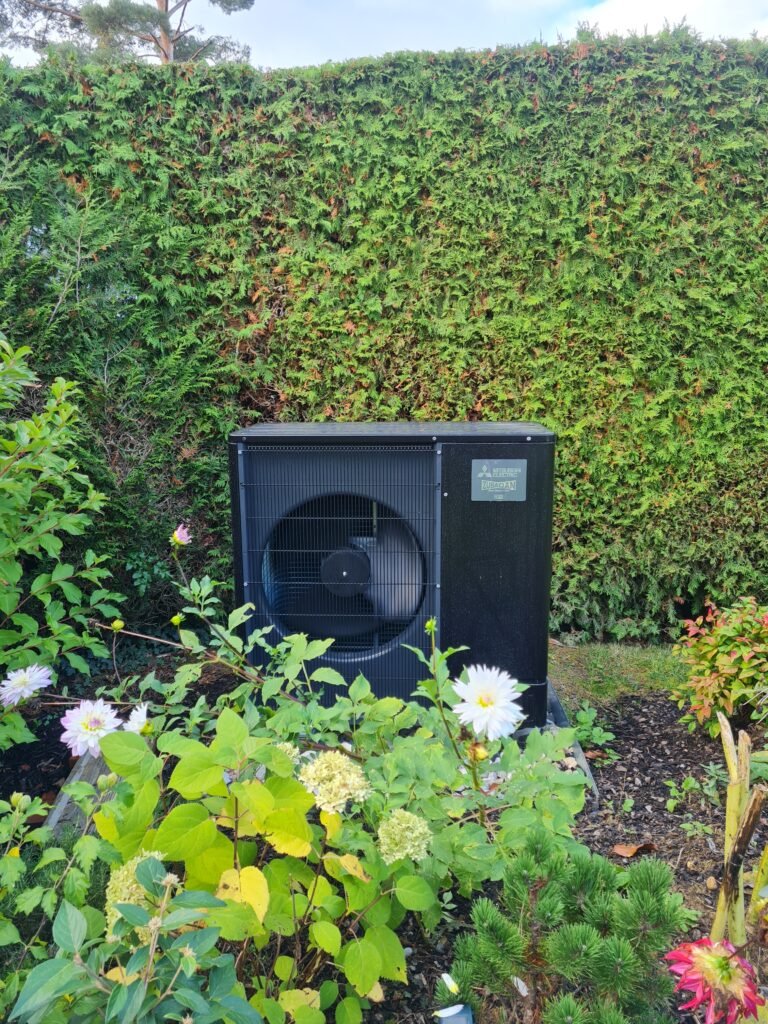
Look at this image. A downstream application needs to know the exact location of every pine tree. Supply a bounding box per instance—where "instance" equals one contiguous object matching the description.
[1,0,253,63]
[442,829,695,1022]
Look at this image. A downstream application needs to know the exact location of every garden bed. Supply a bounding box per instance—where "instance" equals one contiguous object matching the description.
[3,643,765,1022]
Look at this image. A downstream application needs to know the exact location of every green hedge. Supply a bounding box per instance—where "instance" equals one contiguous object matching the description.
[2,26,768,638]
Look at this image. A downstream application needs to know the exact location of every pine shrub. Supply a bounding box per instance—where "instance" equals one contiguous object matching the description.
[444,829,694,1022]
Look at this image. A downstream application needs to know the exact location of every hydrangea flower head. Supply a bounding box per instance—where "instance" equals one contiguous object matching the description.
[124,703,150,735]
[171,523,192,546]
[61,699,122,757]
[378,809,432,865]
[666,937,765,1024]
[0,665,53,707]
[298,750,370,812]
[105,852,165,942]
[452,664,526,741]
[276,741,301,765]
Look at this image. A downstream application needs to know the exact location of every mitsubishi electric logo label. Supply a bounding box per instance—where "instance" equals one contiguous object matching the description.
[471,459,527,502]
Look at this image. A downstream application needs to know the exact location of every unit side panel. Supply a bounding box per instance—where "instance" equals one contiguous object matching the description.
[440,442,554,722]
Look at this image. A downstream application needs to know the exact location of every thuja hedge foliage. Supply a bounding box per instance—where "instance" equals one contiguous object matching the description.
[2,26,768,638]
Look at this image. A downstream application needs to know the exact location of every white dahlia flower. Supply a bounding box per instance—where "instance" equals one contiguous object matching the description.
[452,664,526,741]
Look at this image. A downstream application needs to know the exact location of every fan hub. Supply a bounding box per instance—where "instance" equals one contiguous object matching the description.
[320,548,371,597]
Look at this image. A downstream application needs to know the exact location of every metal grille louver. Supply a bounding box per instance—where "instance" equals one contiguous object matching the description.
[262,494,424,652]
[235,443,438,689]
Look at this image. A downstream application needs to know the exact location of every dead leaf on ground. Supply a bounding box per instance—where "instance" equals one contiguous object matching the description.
[611,842,658,858]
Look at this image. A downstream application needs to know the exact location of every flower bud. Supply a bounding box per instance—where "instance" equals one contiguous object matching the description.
[10,791,27,809]
[111,619,125,632]
[170,613,184,627]
[97,772,119,792]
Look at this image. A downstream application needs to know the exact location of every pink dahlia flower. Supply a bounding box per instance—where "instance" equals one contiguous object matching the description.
[171,523,192,546]
[61,699,122,757]
[666,937,765,1024]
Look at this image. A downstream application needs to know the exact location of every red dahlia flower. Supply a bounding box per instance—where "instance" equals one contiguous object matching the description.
[665,937,765,1024]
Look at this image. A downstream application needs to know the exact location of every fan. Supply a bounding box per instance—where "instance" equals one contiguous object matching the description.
[261,494,424,651]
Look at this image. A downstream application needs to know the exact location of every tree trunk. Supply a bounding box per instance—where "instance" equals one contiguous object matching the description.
[156,0,172,62]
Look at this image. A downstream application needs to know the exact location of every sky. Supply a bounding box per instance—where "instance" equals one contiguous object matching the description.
[7,0,768,66]
[200,0,768,69]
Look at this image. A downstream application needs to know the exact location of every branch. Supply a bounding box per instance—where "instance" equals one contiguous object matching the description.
[170,0,190,40]
[186,37,214,61]
[20,0,84,22]
[134,30,161,46]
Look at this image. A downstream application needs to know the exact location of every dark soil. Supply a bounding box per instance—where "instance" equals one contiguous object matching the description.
[0,704,74,804]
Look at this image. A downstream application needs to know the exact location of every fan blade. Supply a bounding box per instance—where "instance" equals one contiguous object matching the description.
[351,522,423,621]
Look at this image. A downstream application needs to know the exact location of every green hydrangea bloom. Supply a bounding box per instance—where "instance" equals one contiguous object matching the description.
[298,751,370,812]
[105,851,164,942]
[377,809,432,865]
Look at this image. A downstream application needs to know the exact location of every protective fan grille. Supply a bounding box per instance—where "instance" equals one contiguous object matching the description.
[261,494,425,653]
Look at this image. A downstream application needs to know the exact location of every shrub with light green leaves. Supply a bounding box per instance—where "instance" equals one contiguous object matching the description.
[0,337,122,747]
[1,566,588,1023]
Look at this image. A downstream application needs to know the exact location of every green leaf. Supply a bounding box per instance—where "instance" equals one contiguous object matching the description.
[212,708,250,753]
[274,955,295,982]
[342,936,381,995]
[228,605,254,631]
[309,667,347,687]
[100,731,161,784]
[52,900,87,953]
[0,918,21,947]
[33,847,66,872]
[135,856,168,896]
[365,924,406,982]
[294,1007,325,1024]
[348,676,371,702]
[309,920,341,956]
[154,803,218,860]
[115,903,151,927]
[335,996,363,1024]
[105,978,144,1023]
[73,834,103,874]
[394,875,436,911]
[9,959,83,1020]
[169,749,228,799]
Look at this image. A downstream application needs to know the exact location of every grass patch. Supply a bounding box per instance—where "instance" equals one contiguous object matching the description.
[549,643,686,710]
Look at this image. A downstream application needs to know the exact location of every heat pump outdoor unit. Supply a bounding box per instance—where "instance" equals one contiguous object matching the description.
[229,422,555,727]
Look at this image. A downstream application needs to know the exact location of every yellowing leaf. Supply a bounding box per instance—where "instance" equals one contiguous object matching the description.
[264,809,313,857]
[366,982,385,1003]
[320,810,342,840]
[104,966,140,985]
[278,988,321,1015]
[307,876,334,907]
[216,866,269,922]
[323,853,370,882]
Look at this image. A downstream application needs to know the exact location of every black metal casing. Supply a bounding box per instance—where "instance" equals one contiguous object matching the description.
[229,422,555,726]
